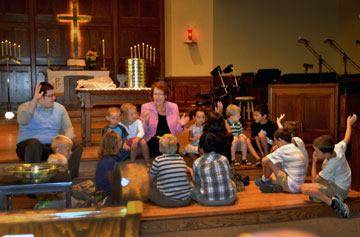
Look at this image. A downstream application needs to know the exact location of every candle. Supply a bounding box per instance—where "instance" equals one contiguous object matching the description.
[149,46,152,62]
[134,45,137,58]
[153,47,156,64]
[102,39,105,57]
[137,44,140,58]
[130,47,133,58]
[146,44,149,60]
[13,43,16,58]
[8,41,12,57]
[5,40,8,56]
[142,43,145,58]
[46,39,50,56]
[18,45,21,60]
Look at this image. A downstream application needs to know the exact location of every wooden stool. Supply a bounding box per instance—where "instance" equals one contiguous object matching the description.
[235,96,255,120]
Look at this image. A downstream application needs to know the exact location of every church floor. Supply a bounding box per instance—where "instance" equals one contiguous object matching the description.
[1,120,360,235]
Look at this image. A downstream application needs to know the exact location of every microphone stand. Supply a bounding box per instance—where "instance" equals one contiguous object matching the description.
[325,40,360,95]
[300,41,336,83]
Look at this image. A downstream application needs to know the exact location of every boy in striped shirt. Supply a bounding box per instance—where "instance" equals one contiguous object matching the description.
[255,128,306,193]
[149,134,192,207]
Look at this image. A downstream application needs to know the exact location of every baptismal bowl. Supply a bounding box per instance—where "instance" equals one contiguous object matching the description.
[3,163,65,184]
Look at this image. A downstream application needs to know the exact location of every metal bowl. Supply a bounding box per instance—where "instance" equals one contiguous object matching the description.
[3,163,66,184]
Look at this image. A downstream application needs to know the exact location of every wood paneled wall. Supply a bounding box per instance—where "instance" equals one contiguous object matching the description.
[170,76,213,112]
[0,0,163,113]
[268,83,339,144]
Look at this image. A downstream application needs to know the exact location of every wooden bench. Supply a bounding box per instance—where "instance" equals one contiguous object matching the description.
[0,200,143,237]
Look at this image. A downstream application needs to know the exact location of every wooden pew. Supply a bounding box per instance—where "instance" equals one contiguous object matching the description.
[0,200,142,237]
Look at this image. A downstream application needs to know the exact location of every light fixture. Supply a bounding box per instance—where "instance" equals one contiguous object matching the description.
[184,29,196,44]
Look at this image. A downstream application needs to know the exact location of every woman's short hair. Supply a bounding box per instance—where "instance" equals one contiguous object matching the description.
[199,132,219,153]
[150,81,171,100]
[313,135,335,153]
[159,134,178,154]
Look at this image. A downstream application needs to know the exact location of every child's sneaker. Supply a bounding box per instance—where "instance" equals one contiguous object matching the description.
[254,176,271,186]
[260,183,283,193]
[331,195,350,218]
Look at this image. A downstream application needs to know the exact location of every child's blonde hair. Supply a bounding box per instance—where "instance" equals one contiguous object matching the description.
[225,104,241,118]
[51,135,73,152]
[159,134,178,154]
[98,131,121,158]
[107,107,120,117]
[120,103,137,124]
[47,153,68,165]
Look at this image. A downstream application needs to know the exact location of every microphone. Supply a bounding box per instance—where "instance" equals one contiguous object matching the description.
[297,36,309,44]
[324,38,334,44]
[303,63,313,69]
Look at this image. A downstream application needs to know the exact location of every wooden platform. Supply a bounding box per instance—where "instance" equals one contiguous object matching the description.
[140,183,360,235]
[1,120,360,235]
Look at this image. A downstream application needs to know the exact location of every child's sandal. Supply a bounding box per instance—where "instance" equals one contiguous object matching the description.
[231,160,241,167]
[242,159,252,166]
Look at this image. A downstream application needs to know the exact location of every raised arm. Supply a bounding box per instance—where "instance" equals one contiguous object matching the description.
[276,113,285,128]
[342,114,357,145]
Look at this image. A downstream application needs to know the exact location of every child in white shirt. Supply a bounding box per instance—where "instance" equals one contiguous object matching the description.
[120,103,151,166]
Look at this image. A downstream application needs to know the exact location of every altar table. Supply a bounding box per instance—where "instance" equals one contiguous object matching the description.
[76,88,151,146]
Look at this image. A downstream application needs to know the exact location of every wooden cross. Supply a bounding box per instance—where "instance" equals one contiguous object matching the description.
[57,1,91,58]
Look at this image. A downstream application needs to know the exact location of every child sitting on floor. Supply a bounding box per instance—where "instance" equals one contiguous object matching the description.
[102,106,130,162]
[47,135,73,165]
[249,104,277,167]
[192,132,236,206]
[119,103,151,166]
[95,131,122,197]
[276,114,309,171]
[255,128,306,193]
[149,134,192,207]
[300,114,357,218]
[182,107,206,159]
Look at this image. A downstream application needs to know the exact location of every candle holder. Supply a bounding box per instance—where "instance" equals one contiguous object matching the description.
[1,40,22,120]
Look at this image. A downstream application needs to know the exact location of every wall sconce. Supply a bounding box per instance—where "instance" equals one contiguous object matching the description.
[184,29,196,44]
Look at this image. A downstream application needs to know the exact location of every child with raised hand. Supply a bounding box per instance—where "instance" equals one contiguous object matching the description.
[192,132,236,206]
[95,131,122,196]
[47,135,73,165]
[276,113,309,171]
[149,134,192,207]
[300,114,357,218]
[249,104,277,167]
[119,103,151,166]
[182,107,207,159]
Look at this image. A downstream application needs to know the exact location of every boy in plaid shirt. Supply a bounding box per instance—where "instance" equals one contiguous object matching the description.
[192,132,236,206]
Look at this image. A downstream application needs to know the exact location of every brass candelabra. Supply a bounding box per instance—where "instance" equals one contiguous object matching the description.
[1,40,21,119]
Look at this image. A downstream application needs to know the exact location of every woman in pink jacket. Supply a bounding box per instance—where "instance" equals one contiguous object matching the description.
[141,81,189,157]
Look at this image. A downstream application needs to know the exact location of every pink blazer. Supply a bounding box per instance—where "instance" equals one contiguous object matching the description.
[140,101,184,141]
